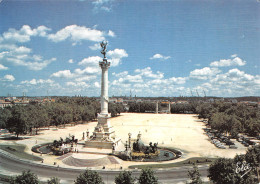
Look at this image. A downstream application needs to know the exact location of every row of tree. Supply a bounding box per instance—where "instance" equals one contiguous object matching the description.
[8,165,206,184]
[8,168,158,184]
[170,103,197,113]
[128,102,197,113]
[196,102,260,137]
[128,102,156,113]
[0,97,124,138]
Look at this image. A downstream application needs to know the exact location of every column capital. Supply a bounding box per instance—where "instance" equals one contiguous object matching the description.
[99,59,110,69]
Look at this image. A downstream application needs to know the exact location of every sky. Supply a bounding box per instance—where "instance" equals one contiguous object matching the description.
[0,0,259,97]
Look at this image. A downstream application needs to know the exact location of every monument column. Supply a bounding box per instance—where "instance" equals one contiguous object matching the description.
[100,60,110,115]
[85,41,121,150]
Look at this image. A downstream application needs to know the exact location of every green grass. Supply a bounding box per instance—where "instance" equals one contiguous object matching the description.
[0,144,43,161]
[128,157,217,169]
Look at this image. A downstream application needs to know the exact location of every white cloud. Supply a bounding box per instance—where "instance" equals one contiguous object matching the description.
[231,54,237,58]
[89,43,101,50]
[100,6,111,12]
[48,25,114,44]
[13,46,31,54]
[147,77,186,86]
[68,59,74,64]
[93,0,112,5]
[0,51,9,59]
[51,65,99,81]
[0,44,17,50]
[108,30,115,37]
[110,67,186,97]
[1,25,50,43]
[51,70,74,78]
[169,77,186,84]
[6,57,56,71]
[75,67,99,75]
[210,55,246,67]
[150,54,171,60]
[135,67,164,79]
[21,79,54,85]
[3,75,15,82]
[107,48,128,66]
[190,67,221,80]
[92,0,114,12]
[75,75,97,82]
[94,82,100,88]
[0,64,8,70]
[112,74,143,85]
[0,43,55,71]
[66,81,89,88]
[78,56,102,66]
[198,68,260,96]
[112,71,128,77]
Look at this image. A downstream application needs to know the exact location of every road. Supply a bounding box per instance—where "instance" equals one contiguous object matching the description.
[0,150,209,184]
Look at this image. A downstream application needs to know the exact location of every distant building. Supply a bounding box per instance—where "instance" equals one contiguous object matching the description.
[117,98,123,103]
[0,100,12,108]
[176,101,189,104]
[231,99,238,103]
[109,98,117,103]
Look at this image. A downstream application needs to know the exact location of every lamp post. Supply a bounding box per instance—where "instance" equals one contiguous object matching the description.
[128,133,132,149]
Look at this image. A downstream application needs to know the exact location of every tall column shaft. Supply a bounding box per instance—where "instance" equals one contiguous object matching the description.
[100,60,110,115]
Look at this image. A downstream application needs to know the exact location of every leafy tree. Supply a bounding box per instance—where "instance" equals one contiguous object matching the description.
[208,158,236,184]
[50,103,73,127]
[196,103,214,119]
[27,105,49,135]
[245,145,260,182]
[233,154,256,183]
[128,102,156,113]
[208,158,256,184]
[47,177,60,184]
[9,170,40,184]
[82,105,96,121]
[187,163,203,184]
[71,104,83,123]
[209,112,229,135]
[74,169,104,184]
[6,105,29,138]
[138,168,158,184]
[108,103,124,117]
[115,170,135,184]
[245,118,260,137]
[0,107,11,129]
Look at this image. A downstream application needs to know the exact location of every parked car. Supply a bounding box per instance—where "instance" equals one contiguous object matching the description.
[237,137,243,142]
[229,145,237,149]
[242,141,249,147]
[247,140,256,145]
